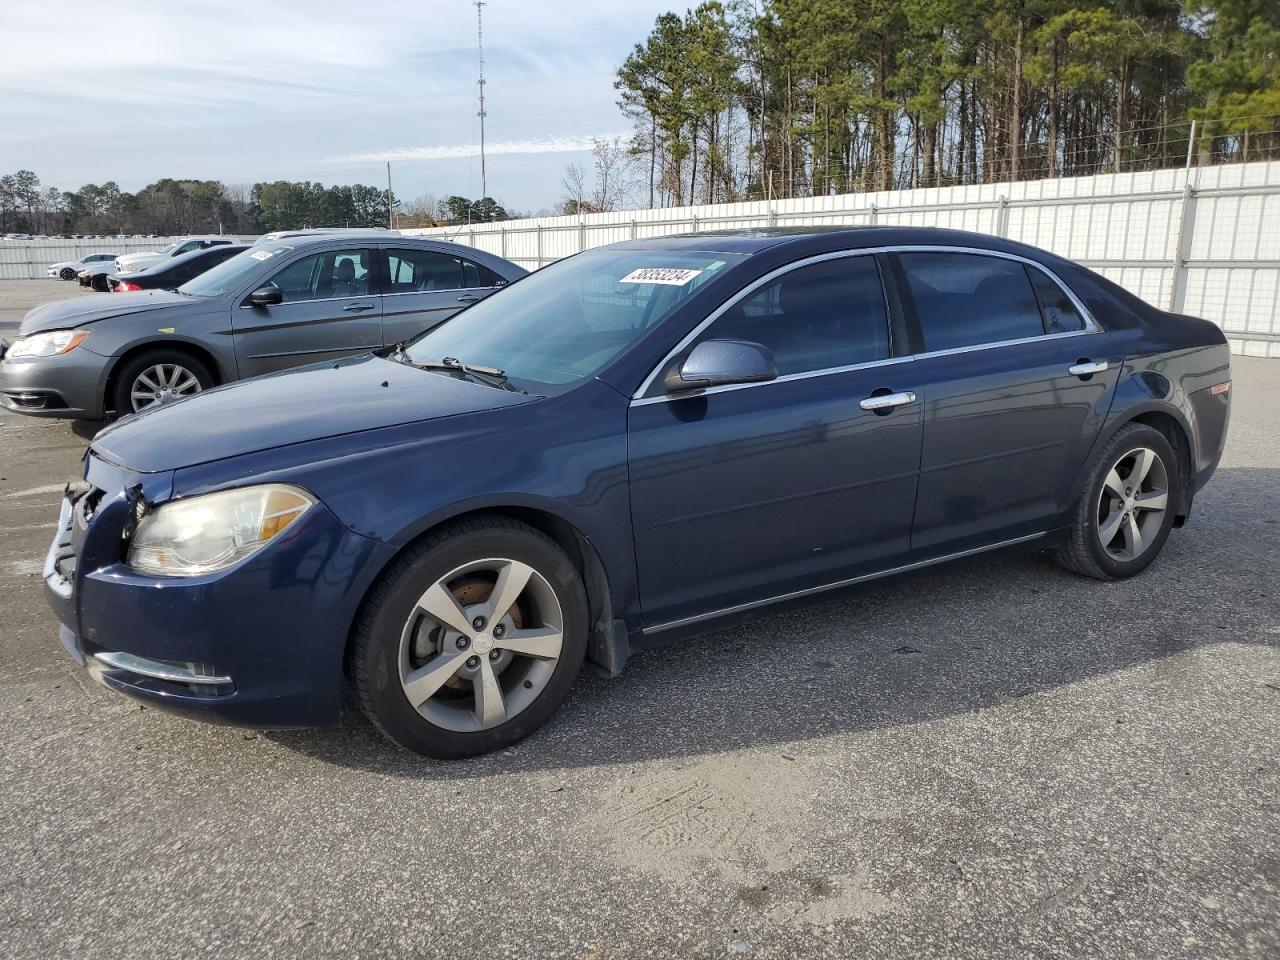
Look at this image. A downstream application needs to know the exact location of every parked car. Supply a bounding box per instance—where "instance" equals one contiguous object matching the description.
[0,235,524,418]
[115,236,236,274]
[254,227,400,244]
[33,227,1232,760]
[108,243,249,292]
[77,265,116,291]
[47,253,119,280]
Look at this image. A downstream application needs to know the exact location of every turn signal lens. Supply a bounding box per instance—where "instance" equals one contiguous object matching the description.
[1209,381,1230,396]
[128,484,315,577]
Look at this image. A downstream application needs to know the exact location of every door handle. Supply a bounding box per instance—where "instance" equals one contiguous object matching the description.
[342,302,376,312]
[456,293,483,303]
[1068,360,1108,377]
[859,390,917,411]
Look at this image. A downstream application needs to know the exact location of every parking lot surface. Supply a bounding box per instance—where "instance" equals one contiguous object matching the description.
[0,277,1276,959]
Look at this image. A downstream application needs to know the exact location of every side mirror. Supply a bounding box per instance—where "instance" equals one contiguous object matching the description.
[248,285,283,307]
[663,339,777,394]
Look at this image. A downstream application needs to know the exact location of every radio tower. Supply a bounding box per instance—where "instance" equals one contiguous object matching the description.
[475,0,488,200]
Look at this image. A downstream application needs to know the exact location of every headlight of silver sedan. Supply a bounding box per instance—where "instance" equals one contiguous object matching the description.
[6,330,91,359]
[128,484,315,577]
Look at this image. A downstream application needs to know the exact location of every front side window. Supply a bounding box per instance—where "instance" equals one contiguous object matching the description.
[386,248,502,293]
[899,252,1045,351]
[692,255,890,376]
[406,248,742,393]
[267,249,371,303]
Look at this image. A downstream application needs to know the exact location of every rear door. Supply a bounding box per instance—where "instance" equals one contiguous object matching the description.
[232,246,383,377]
[892,250,1122,556]
[379,246,508,345]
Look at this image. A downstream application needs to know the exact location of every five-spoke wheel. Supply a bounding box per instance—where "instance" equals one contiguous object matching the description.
[354,517,588,759]
[1054,422,1180,580]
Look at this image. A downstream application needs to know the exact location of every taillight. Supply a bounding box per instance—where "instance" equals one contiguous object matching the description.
[114,280,142,292]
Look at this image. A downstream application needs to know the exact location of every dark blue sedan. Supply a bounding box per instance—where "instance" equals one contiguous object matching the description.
[43,227,1232,759]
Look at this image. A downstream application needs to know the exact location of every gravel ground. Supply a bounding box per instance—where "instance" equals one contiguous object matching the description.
[0,277,1276,960]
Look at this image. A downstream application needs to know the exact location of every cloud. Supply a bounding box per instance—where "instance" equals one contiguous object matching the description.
[331,135,630,164]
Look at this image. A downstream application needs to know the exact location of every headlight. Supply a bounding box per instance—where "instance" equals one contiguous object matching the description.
[7,330,91,359]
[128,484,315,577]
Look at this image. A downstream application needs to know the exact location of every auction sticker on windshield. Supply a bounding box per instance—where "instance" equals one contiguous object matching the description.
[249,250,274,261]
[619,267,703,285]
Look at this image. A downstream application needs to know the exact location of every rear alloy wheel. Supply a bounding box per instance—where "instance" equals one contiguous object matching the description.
[111,351,215,417]
[1052,422,1180,580]
[354,517,588,759]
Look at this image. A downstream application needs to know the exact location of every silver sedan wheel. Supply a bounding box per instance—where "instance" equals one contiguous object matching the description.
[1096,446,1169,562]
[398,558,565,733]
[129,363,203,412]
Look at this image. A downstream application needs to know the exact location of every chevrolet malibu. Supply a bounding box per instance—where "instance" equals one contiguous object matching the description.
[42,227,1231,759]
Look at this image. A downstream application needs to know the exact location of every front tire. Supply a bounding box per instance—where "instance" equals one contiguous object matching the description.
[1052,422,1180,580]
[110,350,214,417]
[353,516,589,759]
[59,267,76,280]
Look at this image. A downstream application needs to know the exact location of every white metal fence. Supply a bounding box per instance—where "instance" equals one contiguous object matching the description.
[0,237,258,280]
[409,160,1280,358]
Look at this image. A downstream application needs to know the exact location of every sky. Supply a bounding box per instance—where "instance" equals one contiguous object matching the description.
[0,0,672,214]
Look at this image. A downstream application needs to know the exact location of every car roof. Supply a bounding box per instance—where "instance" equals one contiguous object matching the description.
[606,225,1034,257]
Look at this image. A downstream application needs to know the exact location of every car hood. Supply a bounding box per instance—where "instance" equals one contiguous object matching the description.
[90,354,536,473]
[18,290,202,335]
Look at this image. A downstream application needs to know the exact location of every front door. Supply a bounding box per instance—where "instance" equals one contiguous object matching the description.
[380,247,507,347]
[891,250,1122,555]
[628,254,923,629]
[233,247,383,377]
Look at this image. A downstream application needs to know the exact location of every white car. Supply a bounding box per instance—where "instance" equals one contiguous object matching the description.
[114,236,235,273]
[47,253,120,280]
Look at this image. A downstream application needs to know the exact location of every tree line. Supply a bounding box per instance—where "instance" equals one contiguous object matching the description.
[0,171,517,237]
[613,0,1280,206]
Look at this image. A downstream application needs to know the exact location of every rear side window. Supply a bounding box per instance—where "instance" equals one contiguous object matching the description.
[698,255,890,376]
[1027,267,1086,333]
[899,252,1045,351]
[386,248,502,293]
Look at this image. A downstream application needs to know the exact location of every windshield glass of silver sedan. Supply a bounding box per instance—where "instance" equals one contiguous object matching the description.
[406,248,744,391]
[177,246,295,297]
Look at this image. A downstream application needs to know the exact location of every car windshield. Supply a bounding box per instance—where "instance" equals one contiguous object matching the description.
[156,241,181,255]
[178,245,293,298]
[405,248,742,393]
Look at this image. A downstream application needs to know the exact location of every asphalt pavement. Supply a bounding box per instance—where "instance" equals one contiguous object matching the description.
[0,277,1276,959]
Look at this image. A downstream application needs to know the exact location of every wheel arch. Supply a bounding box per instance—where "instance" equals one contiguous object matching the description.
[1126,408,1194,526]
[103,339,226,414]
[344,505,628,681]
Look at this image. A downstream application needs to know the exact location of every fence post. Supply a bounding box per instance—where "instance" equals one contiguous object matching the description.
[996,196,1010,237]
[691,214,699,234]
[868,204,878,226]
[630,219,638,240]
[579,218,586,253]
[1165,121,1202,313]
[768,208,778,228]
[535,225,543,267]
[500,228,507,259]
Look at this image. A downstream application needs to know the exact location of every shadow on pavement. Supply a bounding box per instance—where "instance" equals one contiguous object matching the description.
[263,466,1278,778]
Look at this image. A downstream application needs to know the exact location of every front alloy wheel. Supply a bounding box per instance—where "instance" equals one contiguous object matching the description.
[354,516,588,759]
[129,363,204,412]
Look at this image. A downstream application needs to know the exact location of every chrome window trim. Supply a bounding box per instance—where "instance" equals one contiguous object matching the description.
[236,293,380,309]
[630,244,1103,403]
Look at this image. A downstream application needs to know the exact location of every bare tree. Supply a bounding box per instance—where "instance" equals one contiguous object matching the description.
[560,162,594,214]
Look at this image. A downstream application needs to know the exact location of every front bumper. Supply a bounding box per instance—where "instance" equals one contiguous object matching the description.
[0,349,109,418]
[45,457,388,728]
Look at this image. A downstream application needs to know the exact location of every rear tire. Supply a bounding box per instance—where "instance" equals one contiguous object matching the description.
[1052,423,1180,580]
[353,516,588,760]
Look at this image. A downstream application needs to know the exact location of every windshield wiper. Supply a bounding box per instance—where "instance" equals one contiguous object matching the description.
[411,357,521,392]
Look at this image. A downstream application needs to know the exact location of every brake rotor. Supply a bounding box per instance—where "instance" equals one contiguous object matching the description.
[441,576,523,690]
